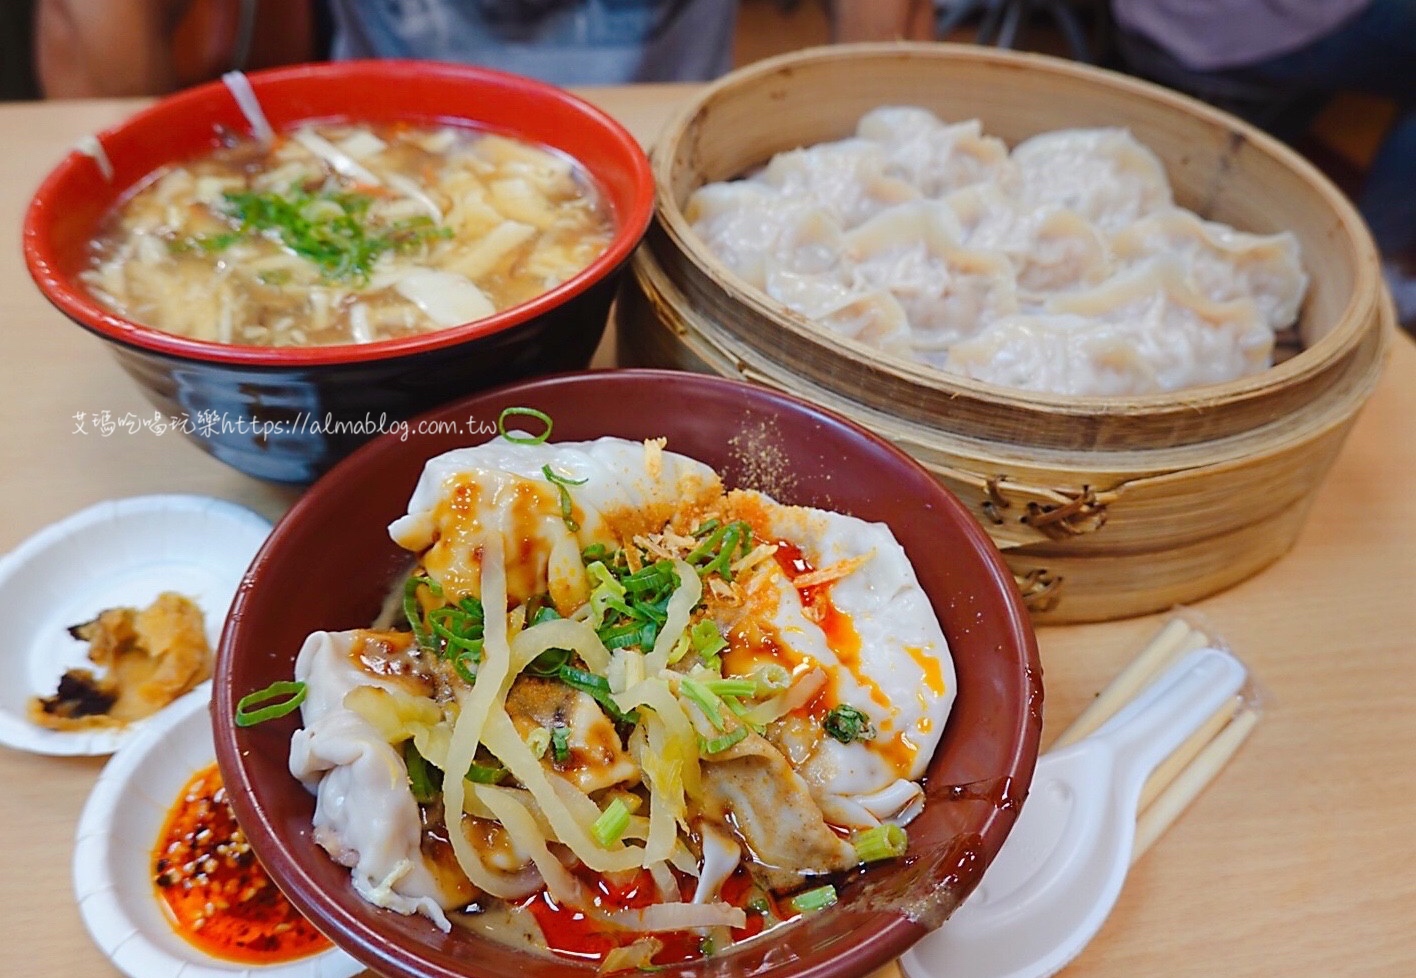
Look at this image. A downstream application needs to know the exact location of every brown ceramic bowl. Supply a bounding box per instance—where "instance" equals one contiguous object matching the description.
[212,369,1042,978]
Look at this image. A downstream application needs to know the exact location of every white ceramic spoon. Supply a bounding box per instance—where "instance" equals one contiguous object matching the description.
[901,646,1248,978]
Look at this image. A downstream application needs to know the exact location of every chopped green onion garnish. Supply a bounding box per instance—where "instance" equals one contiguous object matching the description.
[687,520,753,581]
[852,823,909,863]
[698,725,749,754]
[790,885,838,913]
[542,464,587,532]
[466,761,509,785]
[690,619,728,661]
[428,609,484,656]
[692,518,721,537]
[704,678,757,699]
[201,184,450,283]
[234,680,307,727]
[526,646,572,677]
[667,629,694,665]
[404,741,441,803]
[587,560,627,628]
[402,574,442,652]
[525,726,551,759]
[499,406,553,444]
[530,604,562,625]
[686,522,730,565]
[823,704,876,744]
[720,695,759,730]
[679,677,726,730]
[550,723,571,763]
[450,647,479,685]
[590,797,632,848]
[751,663,792,694]
[558,664,638,723]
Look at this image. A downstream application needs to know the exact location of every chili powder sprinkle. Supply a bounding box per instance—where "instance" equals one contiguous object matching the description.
[152,762,330,964]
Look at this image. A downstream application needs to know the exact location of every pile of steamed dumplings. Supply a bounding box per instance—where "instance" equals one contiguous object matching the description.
[687,107,1308,397]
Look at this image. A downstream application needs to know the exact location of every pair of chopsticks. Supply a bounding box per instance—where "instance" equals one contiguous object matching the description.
[1050,617,1262,863]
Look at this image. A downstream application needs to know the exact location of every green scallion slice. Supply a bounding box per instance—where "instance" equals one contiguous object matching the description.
[690,619,728,661]
[234,680,307,727]
[451,646,479,686]
[526,646,573,677]
[789,885,838,914]
[704,677,757,699]
[852,823,909,863]
[698,725,749,755]
[550,723,571,763]
[558,664,638,724]
[541,464,587,532]
[525,726,551,759]
[590,797,632,848]
[402,574,442,652]
[499,406,553,444]
[466,761,509,785]
[404,741,441,803]
[679,677,726,730]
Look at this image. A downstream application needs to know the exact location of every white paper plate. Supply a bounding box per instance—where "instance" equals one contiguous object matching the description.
[74,684,363,978]
[0,494,272,756]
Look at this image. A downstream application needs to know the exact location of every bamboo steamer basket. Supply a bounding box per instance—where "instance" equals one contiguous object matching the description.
[617,43,1392,623]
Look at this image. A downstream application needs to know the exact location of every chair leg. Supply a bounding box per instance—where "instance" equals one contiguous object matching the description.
[997,0,1031,49]
[976,0,1010,45]
[936,0,987,37]
[1044,0,1095,62]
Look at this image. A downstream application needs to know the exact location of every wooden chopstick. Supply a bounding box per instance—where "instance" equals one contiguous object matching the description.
[1137,694,1240,811]
[1051,618,1210,750]
[1048,616,1261,862]
[1131,705,1260,862]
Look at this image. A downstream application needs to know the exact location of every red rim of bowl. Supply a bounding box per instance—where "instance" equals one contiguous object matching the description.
[212,368,1043,978]
[21,60,654,367]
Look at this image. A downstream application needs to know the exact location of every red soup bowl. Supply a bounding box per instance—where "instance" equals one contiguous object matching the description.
[23,61,653,484]
[212,369,1043,978]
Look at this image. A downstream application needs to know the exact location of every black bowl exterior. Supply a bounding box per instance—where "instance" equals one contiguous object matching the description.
[91,274,617,483]
[213,370,1043,978]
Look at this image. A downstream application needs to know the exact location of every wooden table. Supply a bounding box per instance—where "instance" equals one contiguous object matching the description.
[1,87,1412,978]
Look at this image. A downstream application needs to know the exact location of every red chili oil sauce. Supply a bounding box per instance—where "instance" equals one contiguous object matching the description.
[520,866,791,966]
[152,762,330,964]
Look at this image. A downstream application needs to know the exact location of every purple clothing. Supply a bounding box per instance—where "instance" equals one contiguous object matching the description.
[1111,0,1371,70]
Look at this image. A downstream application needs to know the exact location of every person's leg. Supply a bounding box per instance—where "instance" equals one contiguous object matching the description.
[1358,111,1416,256]
[1239,0,1416,257]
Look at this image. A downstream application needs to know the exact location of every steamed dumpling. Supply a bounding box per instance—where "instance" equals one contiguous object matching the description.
[946,184,1112,298]
[288,435,959,946]
[717,489,955,828]
[389,435,723,611]
[289,629,457,930]
[857,107,1019,198]
[842,201,1018,357]
[1112,208,1308,329]
[945,259,1273,394]
[764,269,914,356]
[757,139,921,229]
[686,107,1305,396]
[685,181,825,289]
[1011,127,1173,233]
